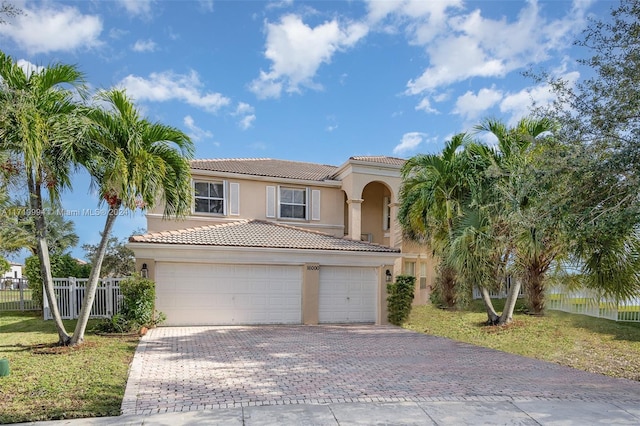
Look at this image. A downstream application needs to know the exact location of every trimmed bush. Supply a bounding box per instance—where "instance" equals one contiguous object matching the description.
[94,275,165,333]
[121,275,164,329]
[387,275,415,325]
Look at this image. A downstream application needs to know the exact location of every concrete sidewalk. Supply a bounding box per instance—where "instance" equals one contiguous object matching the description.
[16,400,640,425]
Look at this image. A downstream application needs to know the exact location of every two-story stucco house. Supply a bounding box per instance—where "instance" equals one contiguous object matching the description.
[128,156,435,326]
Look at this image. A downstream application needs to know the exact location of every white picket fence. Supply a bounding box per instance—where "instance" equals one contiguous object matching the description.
[0,278,39,311]
[473,280,640,322]
[43,277,126,320]
[546,287,640,322]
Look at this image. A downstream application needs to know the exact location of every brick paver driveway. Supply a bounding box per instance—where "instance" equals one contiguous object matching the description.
[121,325,640,415]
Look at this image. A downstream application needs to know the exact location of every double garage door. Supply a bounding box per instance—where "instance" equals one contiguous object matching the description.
[155,262,377,326]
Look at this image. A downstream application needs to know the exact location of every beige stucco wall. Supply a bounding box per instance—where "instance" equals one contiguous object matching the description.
[147,173,345,237]
[139,161,438,314]
[302,263,320,325]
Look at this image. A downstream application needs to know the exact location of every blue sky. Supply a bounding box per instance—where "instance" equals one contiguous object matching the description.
[0,0,609,262]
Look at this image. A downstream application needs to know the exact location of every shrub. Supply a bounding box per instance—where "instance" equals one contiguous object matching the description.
[25,253,91,309]
[93,313,131,334]
[120,275,164,330]
[387,275,415,325]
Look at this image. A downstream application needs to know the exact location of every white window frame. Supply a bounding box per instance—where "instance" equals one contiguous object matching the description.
[278,186,308,220]
[193,180,227,215]
[420,262,428,289]
[404,261,416,277]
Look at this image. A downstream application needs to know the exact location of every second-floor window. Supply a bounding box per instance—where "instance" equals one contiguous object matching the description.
[280,187,307,219]
[194,181,225,214]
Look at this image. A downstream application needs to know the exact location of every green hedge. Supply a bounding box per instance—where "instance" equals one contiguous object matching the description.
[387,275,415,325]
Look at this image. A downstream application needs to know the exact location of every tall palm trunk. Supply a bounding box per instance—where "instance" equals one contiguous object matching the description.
[498,279,522,325]
[480,287,500,324]
[29,172,70,344]
[440,265,458,308]
[525,264,546,315]
[441,201,458,308]
[70,205,119,346]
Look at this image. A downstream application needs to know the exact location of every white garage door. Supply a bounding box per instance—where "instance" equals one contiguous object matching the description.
[319,266,377,323]
[155,262,302,325]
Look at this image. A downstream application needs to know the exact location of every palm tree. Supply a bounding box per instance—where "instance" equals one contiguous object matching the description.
[0,51,86,344]
[470,117,559,320]
[398,134,472,307]
[69,89,194,346]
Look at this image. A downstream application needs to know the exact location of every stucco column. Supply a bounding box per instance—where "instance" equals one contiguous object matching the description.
[388,202,401,248]
[347,198,363,241]
[377,265,394,325]
[302,263,320,325]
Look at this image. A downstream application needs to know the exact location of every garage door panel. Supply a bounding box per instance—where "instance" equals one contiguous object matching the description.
[155,262,302,325]
[319,266,377,323]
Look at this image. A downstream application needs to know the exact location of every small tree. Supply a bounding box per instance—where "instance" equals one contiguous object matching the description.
[69,89,193,346]
[387,275,415,325]
[25,253,90,308]
[82,236,135,278]
[0,256,9,276]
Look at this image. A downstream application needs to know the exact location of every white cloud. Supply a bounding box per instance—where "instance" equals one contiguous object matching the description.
[183,115,213,142]
[393,132,429,155]
[0,5,102,54]
[234,102,254,116]
[250,14,368,98]
[109,28,129,39]
[453,87,503,121]
[499,70,579,126]
[232,102,256,130]
[415,97,438,114]
[239,115,256,130]
[393,0,592,107]
[198,0,215,13]
[16,59,44,77]
[366,0,463,43]
[118,0,153,18]
[132,39,157,52]
[119,70,231,113]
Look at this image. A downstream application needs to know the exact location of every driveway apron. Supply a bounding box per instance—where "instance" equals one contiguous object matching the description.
[121,325,640,416]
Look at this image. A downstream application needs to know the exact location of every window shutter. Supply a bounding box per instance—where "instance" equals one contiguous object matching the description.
[266,186,276,218]
[229,182,240,216]
[311,189,321,221]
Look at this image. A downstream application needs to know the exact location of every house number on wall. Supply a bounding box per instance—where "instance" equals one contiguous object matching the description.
[306,265,320,271]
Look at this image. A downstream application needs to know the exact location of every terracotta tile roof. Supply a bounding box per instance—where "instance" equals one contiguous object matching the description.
[349,156,406,166]
[129,220,400,253]
[190,158,339,181]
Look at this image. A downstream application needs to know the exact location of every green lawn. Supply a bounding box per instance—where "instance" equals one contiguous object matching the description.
[0,312,139,423]
[404,300,640,381]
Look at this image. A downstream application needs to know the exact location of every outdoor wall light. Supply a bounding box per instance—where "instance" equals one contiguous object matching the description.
[385,269,392,283]
[141,263,148,278]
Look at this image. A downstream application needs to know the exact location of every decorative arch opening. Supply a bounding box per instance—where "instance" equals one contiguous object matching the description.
[360,181,394,245]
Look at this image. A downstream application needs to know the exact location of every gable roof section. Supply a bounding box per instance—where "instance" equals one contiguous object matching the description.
[130,220,400,253]
[191,158,338,182]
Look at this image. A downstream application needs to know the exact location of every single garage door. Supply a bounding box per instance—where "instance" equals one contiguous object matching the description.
[155,262,302,325]
[319,266,377,323]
